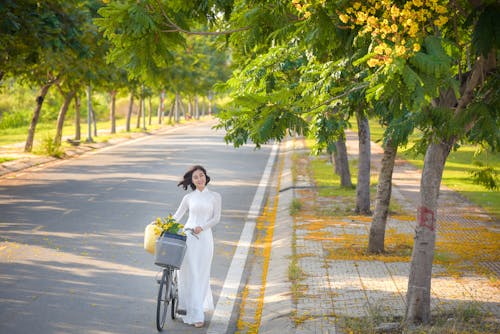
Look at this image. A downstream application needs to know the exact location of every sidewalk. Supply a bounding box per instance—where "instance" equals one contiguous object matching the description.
[261,135,500,333]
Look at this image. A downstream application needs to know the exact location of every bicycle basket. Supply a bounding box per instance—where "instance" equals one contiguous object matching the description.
[154,233,187,269]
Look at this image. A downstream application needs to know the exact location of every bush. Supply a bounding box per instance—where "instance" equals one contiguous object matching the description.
[0,110,31,129]
[41,134,64,158]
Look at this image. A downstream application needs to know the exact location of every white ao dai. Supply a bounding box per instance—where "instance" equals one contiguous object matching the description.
[173,187,221,325]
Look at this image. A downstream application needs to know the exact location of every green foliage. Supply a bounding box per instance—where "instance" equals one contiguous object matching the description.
[215,44,310,147]
[96,1,178,82]
[471,3,500,56]
[469,161,499,190]
[95,0,232,85]
[41,134,64,158]
[0,110,31,129]
[461,73,500,151]
[0,0,89,79]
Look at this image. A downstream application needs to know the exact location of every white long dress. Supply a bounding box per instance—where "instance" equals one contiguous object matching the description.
[172,187,221,324]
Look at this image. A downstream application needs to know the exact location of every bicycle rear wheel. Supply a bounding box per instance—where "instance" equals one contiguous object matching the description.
[156,269,172,331]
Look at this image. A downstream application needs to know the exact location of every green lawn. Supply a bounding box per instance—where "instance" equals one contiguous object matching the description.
[0,117,182,152]
[368,120,500,220]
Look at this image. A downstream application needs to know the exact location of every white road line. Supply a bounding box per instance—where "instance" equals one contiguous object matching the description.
[207,142,279,334]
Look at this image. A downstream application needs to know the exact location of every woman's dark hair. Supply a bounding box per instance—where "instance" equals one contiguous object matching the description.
[177,165,211,190]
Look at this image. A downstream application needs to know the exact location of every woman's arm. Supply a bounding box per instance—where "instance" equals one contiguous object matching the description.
[204,192,222,230]
[172,194,189,222]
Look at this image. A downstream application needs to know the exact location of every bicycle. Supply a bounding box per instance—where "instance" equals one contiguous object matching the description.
[156,264,179,331]
[155,228,198,332]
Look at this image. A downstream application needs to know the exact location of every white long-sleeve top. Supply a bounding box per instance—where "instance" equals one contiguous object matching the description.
[172,187,222,230]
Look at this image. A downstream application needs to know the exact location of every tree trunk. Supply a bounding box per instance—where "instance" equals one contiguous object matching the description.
[187,99,192,120]
[194,95,199,119]
[87,86,97,138]
[126,92,134,132]
[208,96,213,115]
[201,100,206,117]
[174,93,180,123]
[142,94,146,130]
[404,50,496,325]
[85,85,93,143]
[74,94,81,141]
[335,137,353,188]
[405,140,452,324]
[355,111,371,214]
[368,139,397,253]
[136,95,142,129]
[91,105,97,137]
[25,82,55,152]
[148,96,152,126]
[167,100,175,123]
[54,90,76,147]
[158,90,165,124]
[110,90,117,134]
[332,149,341,175]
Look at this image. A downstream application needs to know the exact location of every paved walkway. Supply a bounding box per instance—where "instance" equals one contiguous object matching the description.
[261,134,500,333]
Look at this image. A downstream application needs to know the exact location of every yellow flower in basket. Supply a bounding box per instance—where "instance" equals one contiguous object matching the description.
[144,215,185,254]
[154,215,185,236]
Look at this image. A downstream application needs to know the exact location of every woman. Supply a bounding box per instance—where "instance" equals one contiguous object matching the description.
[172,165,221,328]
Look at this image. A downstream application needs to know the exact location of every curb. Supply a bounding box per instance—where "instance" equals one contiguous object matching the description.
[260,138,295,333]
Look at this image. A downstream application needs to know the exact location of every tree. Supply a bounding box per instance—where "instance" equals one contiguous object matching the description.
[1,1,90,152]
[338,0,499,323]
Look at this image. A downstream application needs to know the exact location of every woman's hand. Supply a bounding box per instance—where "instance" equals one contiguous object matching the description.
[194,226,203,234]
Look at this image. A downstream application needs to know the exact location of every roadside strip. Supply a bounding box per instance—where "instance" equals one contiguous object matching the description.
[207,142,279,334]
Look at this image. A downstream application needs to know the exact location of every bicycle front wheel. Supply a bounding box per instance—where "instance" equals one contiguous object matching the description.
[171,271,178,319]
[156,269,172,331]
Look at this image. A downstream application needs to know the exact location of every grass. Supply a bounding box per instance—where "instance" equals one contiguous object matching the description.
[338,302,499,333]
[366,119,500,220]
[289,198,303,216]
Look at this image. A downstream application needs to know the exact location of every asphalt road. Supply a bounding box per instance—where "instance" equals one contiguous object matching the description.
[0,122,275,334]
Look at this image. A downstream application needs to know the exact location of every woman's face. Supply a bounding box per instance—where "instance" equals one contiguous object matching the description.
[192,169,206,190]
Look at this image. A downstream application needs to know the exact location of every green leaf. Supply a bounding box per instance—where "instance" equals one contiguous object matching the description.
[472,4,500,56]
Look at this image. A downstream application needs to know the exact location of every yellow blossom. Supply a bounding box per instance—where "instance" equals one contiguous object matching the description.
[339,14,349,24]
[367,16,378,27]
[390,5,400,17]
[374,45,385,55]
[435,5,447,14]
[353,2,361,10]
[367,58,380,67]
[434,16,448,27]
[395,45,406,56]
[413,43,421,52]
[356,11,368,23]
[408,23,419,37]
[413,0,423,7]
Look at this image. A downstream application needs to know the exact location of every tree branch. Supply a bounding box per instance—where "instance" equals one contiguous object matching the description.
[154,0,250,36]
[455,50,496,118]
[307,84,369,112]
